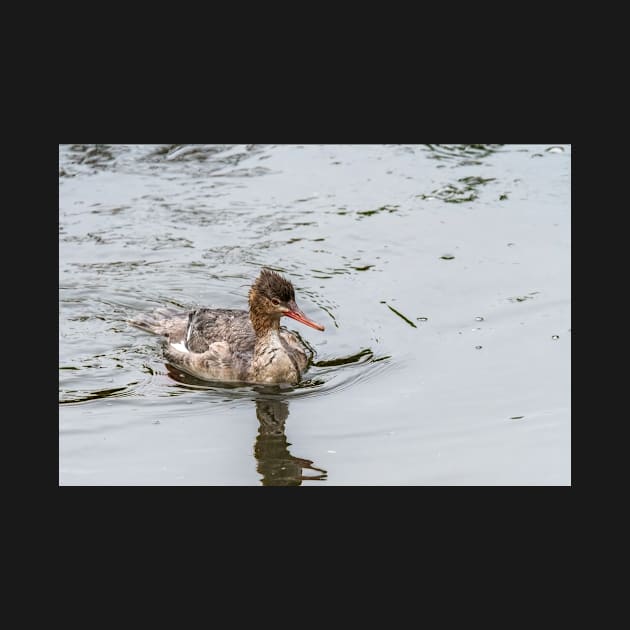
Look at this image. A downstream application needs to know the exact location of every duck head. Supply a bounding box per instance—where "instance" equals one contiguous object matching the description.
[248,268,325,335]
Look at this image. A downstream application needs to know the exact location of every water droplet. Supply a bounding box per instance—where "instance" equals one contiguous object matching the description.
[475,316,484,321]
[417,317,428,322]
[475,345,482,349]
[510,416,524,420]
[546,146,564,153]
[440,254,455,260]
[507,242,515,247]
[552,335,559,340]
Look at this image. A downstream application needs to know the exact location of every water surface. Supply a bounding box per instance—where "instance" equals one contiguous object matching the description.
[59,144,571,485]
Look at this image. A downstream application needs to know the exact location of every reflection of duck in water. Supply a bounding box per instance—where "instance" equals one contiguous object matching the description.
[131,269,325,385]
[160,364,327,485]
[255,399,327,486]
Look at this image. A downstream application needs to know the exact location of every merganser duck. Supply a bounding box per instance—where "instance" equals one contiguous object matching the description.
[131,268,325,385]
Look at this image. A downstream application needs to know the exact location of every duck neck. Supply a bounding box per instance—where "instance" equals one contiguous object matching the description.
[251,313,280,339]
[249,297,281,339]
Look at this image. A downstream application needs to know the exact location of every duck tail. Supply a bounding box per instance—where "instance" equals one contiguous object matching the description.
[128,307,188,340]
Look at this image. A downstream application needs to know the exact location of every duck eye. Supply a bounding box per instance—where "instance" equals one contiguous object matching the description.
[271,298,280,306]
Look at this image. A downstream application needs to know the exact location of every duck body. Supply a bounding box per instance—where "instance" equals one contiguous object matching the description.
[131,269,324,385]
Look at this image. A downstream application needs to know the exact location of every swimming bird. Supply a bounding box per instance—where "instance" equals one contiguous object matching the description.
[130,268,325,385]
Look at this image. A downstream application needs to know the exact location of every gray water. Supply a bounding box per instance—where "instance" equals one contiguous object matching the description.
[59,144,571,485]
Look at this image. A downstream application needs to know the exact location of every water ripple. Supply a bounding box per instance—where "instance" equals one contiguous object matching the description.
[423,144,503,166]
[59,144,274,180]
[158,345,394,404]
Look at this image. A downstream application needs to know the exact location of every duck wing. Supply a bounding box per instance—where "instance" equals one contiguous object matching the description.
[185,308,255,353]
